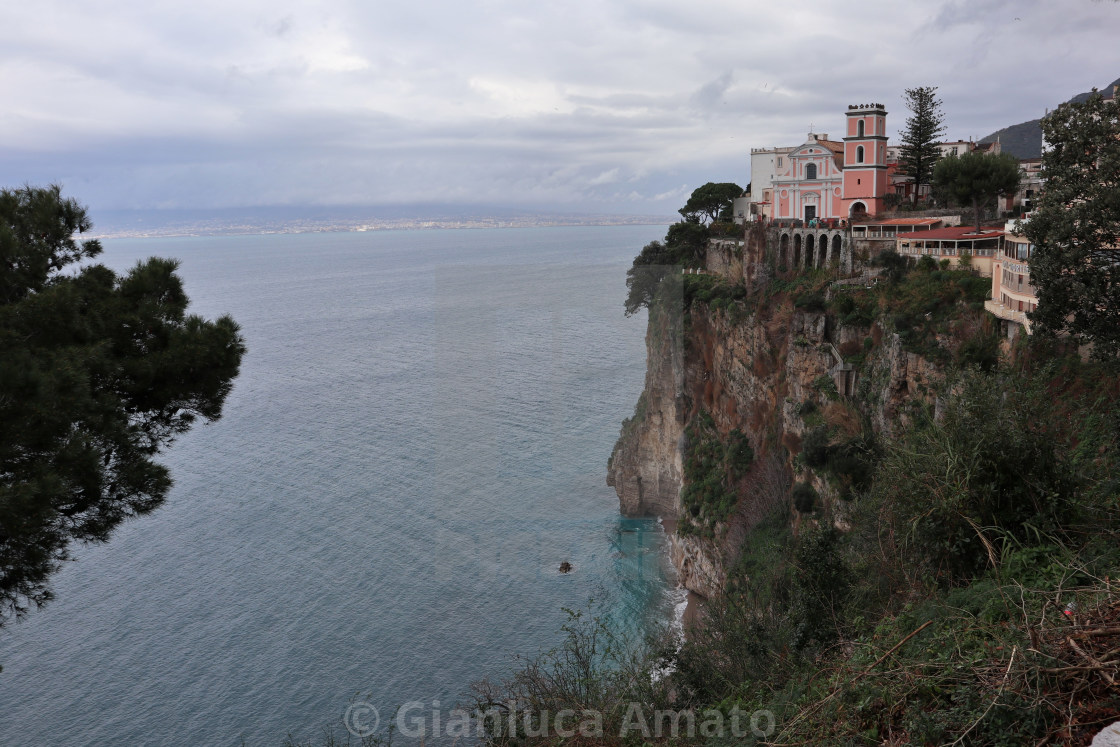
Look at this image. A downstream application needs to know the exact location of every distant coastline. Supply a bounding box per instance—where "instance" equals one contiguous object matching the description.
[87,210,675,240]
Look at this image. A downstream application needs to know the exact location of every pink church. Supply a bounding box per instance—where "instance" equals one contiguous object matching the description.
[770,103,890,222]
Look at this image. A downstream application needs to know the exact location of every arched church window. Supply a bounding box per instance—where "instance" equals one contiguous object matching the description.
[805,163,817,180]
[857,119,865,137]
[856,146,864,163]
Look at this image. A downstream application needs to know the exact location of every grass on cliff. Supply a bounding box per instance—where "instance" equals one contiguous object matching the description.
[681,273,751,327]
[678,411,754,538]
[828,252,997,368]
[745,249,996,370]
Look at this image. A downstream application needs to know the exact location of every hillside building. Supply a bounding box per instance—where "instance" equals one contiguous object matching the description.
[895,226,1002,276]
[986,219,1037,336]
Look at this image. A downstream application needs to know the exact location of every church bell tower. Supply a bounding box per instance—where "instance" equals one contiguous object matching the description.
[842,103,889,217]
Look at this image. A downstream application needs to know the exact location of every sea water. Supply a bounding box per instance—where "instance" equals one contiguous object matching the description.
[0,225,681,745]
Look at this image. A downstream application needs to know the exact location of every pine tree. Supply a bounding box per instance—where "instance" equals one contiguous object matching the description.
[677,182,744,224]
[898,87,947,205]
[932,151,1021,233]
[0,186,246,624]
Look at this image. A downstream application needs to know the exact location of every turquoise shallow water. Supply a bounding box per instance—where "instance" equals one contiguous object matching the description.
[0,225,676,746]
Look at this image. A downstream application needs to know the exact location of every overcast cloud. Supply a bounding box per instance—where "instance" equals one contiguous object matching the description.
[1,0,1117,216]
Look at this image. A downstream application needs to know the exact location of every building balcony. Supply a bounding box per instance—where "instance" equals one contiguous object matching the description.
[985,299,1033,333]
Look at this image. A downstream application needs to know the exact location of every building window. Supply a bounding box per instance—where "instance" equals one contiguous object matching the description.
[856,146,864,163]
[776,157,783,167]
[857,120,865,137]
[805,163,817,180]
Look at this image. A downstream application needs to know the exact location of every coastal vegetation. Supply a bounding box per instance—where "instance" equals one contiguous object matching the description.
[624,182,745,317]
[623,220,708,316]
[0,186,245,629]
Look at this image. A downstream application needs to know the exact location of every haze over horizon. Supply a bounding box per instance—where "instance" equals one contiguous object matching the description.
[2,0,1118,220]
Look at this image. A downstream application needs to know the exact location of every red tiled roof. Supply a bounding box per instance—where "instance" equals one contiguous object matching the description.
[898,227,1003,240]
[816,140,845,154]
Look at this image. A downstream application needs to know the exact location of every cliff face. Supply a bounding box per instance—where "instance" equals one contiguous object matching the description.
[609,232,942,599]
[607,302,685,520]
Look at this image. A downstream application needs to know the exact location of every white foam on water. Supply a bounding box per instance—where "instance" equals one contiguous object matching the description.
[670,586,689,641]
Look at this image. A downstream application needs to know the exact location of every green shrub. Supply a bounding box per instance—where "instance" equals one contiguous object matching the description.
[875,249,910,282]
[709,220,741,238]
[680,413,754,530]
[812,374,840,400]
[683,273,747,313]
[725,428,754,479]
[792,482,818,513]
[891,311,915,334]
[831,294,855,316]
[801,426,830,468]
[956,321,1001,371]
[958,274,990,302]
[864,369,1078,584]
[826,433,878,500]
[832,292,878,327]
[791,527,851,647]
[794,290,826,312]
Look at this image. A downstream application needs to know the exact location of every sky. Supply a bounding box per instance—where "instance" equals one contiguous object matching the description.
[1,0,1118,218]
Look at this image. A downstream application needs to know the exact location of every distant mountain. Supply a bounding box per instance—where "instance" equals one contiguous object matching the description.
[977,118,1044,160]
[88,203,675,238]
[978,76,1120,159]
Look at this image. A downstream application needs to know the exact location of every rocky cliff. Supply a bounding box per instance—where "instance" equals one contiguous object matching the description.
[607,299,685,521]
[608,231,944,599]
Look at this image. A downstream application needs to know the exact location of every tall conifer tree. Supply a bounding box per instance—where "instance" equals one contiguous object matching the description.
[898,86,947,205]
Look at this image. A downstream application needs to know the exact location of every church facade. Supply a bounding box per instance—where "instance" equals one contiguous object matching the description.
[768,103,890,221]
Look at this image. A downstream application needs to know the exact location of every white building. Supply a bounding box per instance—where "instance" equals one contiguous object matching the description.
[748,145,795,221]
[937,139,974,158]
